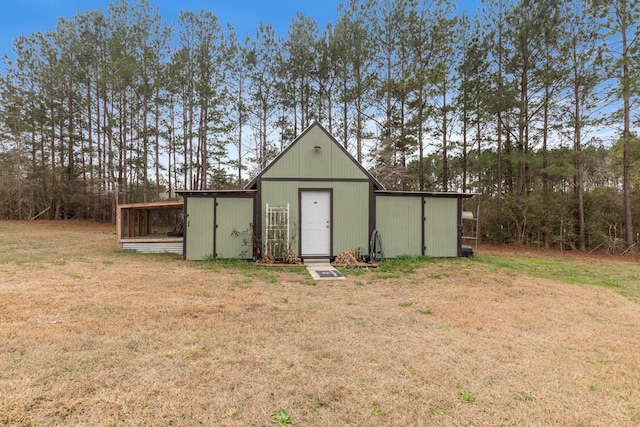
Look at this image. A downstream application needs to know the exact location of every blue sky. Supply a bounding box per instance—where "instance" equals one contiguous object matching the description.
[0,0,345,61]
[0,0,484,62]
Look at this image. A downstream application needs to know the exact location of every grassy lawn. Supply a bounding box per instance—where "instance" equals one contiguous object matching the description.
[1,221,639,426]
[472,250,640,300]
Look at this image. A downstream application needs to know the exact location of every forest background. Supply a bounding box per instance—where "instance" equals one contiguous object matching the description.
[0,0,638,253]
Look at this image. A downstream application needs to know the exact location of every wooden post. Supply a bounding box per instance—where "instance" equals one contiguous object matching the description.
[475,195,482,250]
[129,209,135,238]
[139,210,145,237]
[116,204,123,249]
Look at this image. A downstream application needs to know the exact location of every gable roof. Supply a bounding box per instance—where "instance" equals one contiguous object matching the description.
[244,122,384,190]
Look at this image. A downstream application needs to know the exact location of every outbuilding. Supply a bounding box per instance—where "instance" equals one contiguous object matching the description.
[177,122,474,261]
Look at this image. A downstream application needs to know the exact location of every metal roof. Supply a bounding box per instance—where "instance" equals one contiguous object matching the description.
[117,200,183,209]
[175,189,256,196]
[375,190,478,198]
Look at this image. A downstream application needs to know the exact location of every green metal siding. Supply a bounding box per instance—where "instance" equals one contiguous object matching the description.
[262,126,367,180]
[375,196,422,257]
[260,181,300,254]
[216,198,254,258]
[185,196,254,260]
[260,180,369,257]
[424,197,459,257]
[332,182,369,254]
[186,197,214,260]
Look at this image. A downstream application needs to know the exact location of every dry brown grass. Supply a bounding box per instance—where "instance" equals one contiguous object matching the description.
[1,220,639,426]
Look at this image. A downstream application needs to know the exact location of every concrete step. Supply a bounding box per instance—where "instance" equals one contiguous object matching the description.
[303,259,345,281]
[303,258,331,265]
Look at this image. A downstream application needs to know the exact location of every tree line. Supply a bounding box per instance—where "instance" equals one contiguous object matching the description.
[0,0,638,253]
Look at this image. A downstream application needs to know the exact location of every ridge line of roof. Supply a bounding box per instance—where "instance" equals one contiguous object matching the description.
[243,121,384,190]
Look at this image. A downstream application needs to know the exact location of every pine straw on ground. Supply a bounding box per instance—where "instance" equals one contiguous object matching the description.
[1,220,639,426]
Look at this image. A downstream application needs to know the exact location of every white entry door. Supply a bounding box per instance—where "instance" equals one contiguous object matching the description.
[300,190,331,256]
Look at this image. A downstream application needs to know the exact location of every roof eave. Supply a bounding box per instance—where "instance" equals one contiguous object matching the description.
[243,121,385,190]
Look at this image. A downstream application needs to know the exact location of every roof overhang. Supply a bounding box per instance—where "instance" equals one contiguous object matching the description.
[175,189,257,197]
[243,122,385,191]
[117,200,183,210]
[375,191,479,198]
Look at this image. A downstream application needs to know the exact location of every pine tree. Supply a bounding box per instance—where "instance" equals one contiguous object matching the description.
[559,0,606,250]
[456,13,491,194]
[336,0,375,163]
[283,13,319,137]
[245,23,282,169]
[591,0,639,250]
